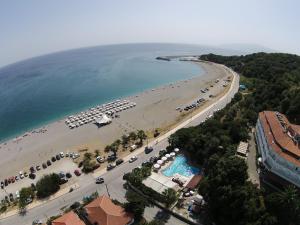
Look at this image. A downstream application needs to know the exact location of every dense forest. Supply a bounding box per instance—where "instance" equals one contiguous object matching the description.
[168,53,300,225]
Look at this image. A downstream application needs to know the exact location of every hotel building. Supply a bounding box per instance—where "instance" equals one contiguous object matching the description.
[256,111,300,188]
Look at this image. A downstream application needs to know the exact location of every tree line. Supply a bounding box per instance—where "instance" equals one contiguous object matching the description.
[168,52,300,225]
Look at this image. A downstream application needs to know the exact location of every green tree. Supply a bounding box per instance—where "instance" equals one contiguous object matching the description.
[137,130,147,145]
[94,149,100,157]
[129,131,137,141]
[162,188,178,207]
[121,135,130,148]
[124,190,150,221]
[36,174,60,198]
[19,187,35,209]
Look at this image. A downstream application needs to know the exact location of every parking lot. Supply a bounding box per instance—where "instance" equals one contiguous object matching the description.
[0,157,78,200]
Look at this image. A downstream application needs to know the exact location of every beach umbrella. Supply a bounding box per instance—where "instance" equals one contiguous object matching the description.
[170,152,176,157]
[165,154,171,158]
[174,148,180,153]
[157,160,163,165]
[154,164,160,169]
[161,157,167,161]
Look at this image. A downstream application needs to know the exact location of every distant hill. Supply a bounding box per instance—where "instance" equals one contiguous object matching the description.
[218,43,276,54]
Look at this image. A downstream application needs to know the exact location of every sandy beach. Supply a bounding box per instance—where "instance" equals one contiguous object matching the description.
[0,61,231,178]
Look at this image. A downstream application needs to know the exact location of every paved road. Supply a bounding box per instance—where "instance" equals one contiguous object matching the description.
[0,63,239,225]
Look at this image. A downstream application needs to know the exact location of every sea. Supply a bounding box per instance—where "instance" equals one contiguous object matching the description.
[0,43,241,142]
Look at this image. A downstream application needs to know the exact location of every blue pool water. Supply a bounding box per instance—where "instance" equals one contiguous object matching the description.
[162,155,200,177]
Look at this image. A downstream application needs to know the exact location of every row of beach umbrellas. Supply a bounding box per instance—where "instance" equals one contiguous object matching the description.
[153,148,180,169]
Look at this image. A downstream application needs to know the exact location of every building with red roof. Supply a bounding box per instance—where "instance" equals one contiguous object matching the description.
[52,211,85,225]
[256,111,300,188]
[84,195,133,225]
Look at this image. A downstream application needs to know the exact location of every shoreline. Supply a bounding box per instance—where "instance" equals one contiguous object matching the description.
[0,61,203,145]
[0,61,230,178]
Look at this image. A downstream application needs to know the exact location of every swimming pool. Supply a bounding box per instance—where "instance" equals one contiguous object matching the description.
[162,155,200,177]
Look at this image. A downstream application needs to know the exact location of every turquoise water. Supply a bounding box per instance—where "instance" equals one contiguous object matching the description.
[162,155,200,177]
[0,43,210,142]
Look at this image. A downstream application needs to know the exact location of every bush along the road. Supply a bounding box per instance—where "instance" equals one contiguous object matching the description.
[36,173,61,199]
[18,186,35,209]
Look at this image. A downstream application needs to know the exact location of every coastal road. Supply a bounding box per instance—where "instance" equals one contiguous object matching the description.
[0,63,239,225]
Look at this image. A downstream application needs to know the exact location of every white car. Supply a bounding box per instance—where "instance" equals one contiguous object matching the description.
[96,156,105,163]
[72,153,80,159]
[16,190,20,199]
[60,152,64,158]
[129,156,138,163]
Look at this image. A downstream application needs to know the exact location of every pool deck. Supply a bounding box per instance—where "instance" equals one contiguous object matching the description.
[143,155,199,193]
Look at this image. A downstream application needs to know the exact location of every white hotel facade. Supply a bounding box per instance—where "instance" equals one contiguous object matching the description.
[256,111,300,188]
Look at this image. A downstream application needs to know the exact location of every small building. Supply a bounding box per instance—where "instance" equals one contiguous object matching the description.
[236,141,249,157]
[52,211,85,225]
[84,195,134,225]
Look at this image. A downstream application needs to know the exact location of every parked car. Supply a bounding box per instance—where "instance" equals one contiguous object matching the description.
[36,165,41,171]
[24,172,28,177]
[31,183,36,191]
[42,163,47,169]
[29,173,36,180]
[32,219,42,225]
[59,152,64,158]
[129,156,138,163]
[96,156,105,163]
[72,153,80,159]
[116,159,124,165]
[144,146,153,154]
[16,191,20,199]
[74,169,81,176]
[55,154,61,160]
[51,156,56,162]
[30,166,35,173]
[66,172,72,179]
[1,181,4,189]
[130,144,137,152]
[19,171,24,179]
[4,179,8,186]
[107,163,116,171]
[9,193,14,201]
[107,152,117,161]
[47,160,52,166]
[95,177,104,184]
[65,152,69,157]
[149,156,158,163]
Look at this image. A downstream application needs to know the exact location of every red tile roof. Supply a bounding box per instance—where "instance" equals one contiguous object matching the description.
[259,111,300,166]
[84,195,133,225]
[52,211,85,225]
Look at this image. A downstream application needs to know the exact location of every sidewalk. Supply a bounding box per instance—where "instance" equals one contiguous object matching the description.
[0,183,80,219]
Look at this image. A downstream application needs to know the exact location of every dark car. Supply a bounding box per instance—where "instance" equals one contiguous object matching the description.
[9,193,14,201]
[29,173,36,180]
[42,163,47,169]
[107,163,116,171]
[144,146,153,154]
[66,172,72,179]
[51,156,56,162]
[74,169,81,176]
[47,160,52,166]
[31,183,36,191]
[116,159,124,165]
[95,177,104,184]
[30,166,35,173]
[107,153,117,161]
[4,179,8,186]
[149,156,158,163]
[55,154,61,160]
